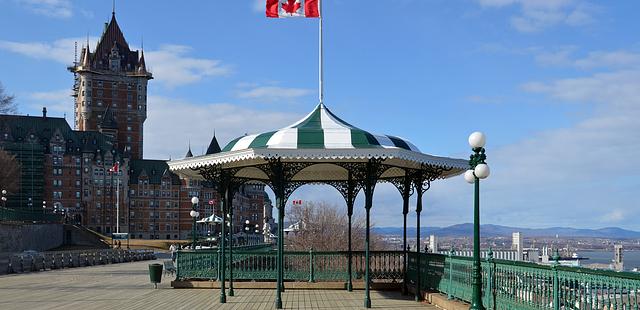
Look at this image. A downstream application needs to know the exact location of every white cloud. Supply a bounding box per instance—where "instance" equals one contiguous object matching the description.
[476,0,596,32]
[521,70,640,106]
[144,45,231,88]
[535,48,640,69]
[20,88,74,120]
[15,0,73,18]
[0,39,230,89]
[144,96,302,159]
[236,85,313,102]
[0,37,98,64]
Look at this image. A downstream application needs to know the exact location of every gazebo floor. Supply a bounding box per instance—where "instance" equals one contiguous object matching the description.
[0,259,437,310]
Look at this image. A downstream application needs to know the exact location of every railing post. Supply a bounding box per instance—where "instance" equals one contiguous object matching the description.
[448,248,454,300]
[308,247,315,283]
[487,248,494,310]
[552,250,560,310]
[217,246,221,281]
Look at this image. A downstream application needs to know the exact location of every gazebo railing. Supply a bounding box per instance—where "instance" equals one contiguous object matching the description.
[407,252,640,310]
[176,250,404,282]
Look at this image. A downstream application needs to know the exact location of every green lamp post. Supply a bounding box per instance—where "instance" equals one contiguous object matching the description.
[464,131,490,310]
[190,197,200,250]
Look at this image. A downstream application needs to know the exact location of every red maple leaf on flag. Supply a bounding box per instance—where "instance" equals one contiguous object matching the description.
[281,0,301,15]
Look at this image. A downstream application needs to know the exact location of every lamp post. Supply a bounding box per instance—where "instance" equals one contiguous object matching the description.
[2,189,7,208]
[42,201,46,215]
[244,220,250,245]
[464,131,490,310]
[190,197,200,250]
[255,224,260,245]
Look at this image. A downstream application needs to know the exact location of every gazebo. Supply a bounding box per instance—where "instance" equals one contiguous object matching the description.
[168,103,467,308]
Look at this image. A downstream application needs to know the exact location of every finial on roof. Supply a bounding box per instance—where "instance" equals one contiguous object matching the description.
[112,0,116,16]
[185,140,193,158]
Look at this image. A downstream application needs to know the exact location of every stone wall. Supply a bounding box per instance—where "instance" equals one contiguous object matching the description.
[0,223,64,253]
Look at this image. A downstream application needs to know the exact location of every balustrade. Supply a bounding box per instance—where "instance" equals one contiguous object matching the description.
[176,250,639,309]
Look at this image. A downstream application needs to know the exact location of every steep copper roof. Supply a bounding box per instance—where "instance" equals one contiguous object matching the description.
[91,13,140,71]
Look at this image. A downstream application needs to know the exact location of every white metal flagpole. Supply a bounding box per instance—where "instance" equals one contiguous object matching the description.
[116,163,120,234]
[319,0,324,106]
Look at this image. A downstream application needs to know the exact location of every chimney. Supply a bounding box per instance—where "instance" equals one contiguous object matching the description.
[42,107,47,119]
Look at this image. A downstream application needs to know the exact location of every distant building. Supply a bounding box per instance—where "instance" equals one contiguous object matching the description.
[0,10,267,240]
[512,232,523,261]
[614,244,624,271]
[68,12,152,160]
[428,235,438,253]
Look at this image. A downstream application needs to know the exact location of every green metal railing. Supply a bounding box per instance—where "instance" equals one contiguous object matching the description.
[176,249,639,309]
[0,206,63,223]
[407,252,640,310]
[176,250,404,282]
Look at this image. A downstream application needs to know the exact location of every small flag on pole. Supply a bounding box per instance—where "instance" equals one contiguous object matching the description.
[109,162,119,173]
[266,0,320,18]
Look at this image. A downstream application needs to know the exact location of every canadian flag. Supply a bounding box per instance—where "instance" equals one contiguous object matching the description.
[109,162,119,173]
[266,0,320,18]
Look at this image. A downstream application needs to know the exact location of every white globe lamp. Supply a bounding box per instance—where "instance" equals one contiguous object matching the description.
[191,197,199,205]
[474,164,490,179]
[190,210,198,218]
[464,170,476,183]
[468,132,486,149]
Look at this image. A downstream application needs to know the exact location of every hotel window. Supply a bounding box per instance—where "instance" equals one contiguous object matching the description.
[75,192,80,198]
[98,81,103,87]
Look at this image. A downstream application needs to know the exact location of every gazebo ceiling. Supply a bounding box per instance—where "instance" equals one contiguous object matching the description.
[168,103,468,182]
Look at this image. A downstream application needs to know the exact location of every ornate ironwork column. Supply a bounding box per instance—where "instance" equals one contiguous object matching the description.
[219,185,229,303]
[412,165,448,302]
[328,168,361,293]
[413,173,427,302]
[197,165,242,304]
[259,159,310,310]
[228,189,235,297]
[361,159,385,309]
[389,173,413,296]
[345,172,355,292]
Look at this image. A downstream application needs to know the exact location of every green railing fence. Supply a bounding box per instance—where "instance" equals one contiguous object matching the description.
[176,249,639,309]
[0,206,63,223]
[407,252,640,310]
[176,250,404,283]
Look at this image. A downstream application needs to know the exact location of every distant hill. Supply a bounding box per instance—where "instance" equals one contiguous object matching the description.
[373,224,640,239]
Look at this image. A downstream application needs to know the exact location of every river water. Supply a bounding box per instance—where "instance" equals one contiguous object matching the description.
[577,250,640,272]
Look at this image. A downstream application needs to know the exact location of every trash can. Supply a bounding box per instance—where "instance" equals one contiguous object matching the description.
[148,263,163,289]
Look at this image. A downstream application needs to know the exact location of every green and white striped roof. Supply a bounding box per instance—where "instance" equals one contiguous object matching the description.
[168,103,468,182]
[222,104,420,152]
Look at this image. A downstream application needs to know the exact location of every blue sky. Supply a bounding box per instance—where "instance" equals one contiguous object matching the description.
[1,0,639,230]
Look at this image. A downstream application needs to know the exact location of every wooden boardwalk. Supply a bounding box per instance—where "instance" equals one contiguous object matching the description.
[0,259,437,309]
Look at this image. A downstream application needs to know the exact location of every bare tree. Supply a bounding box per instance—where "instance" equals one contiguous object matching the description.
[286,201,385,251]
[0,149,21,198]
[0,82,17,114]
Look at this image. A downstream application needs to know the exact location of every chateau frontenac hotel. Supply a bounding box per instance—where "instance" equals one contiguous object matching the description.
[0,12,269,239]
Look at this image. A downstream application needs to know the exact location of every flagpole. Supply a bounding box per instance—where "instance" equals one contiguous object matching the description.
[319,0,323,106]
[116,164,120,234]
